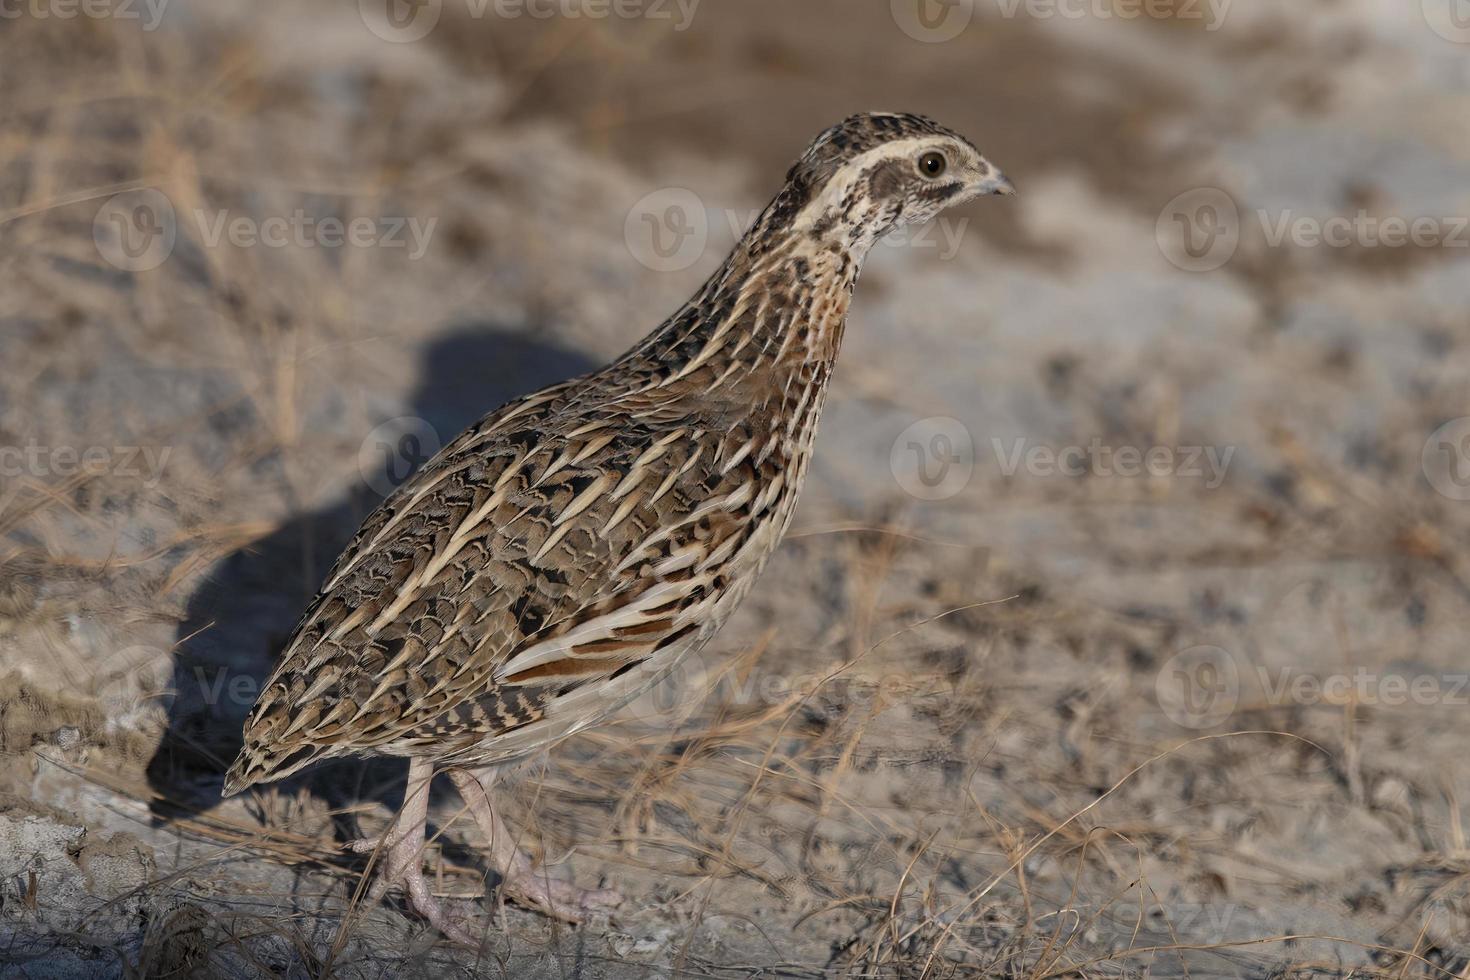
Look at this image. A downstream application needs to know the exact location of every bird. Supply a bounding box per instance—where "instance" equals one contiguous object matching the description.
[221,112,1014,942]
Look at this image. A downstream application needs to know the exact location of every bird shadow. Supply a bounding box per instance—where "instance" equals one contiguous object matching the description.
[144,324,599,852]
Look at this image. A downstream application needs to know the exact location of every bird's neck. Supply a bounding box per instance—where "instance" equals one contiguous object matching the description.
[627,225,866,398]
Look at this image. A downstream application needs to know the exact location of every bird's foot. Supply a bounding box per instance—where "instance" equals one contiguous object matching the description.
[346,827,480,945]
[391,854,480,946]
[445,767,622,923]
[499,854,623,923]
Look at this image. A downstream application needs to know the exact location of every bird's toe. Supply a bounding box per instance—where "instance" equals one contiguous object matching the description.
[501,868,623,923]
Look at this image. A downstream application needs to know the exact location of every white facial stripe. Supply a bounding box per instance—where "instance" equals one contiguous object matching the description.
[790,136,953,234]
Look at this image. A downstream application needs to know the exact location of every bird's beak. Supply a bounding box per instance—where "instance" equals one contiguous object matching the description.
[974,169,1016,197]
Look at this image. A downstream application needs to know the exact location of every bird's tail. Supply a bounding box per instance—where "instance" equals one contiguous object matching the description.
[222,738,333,796]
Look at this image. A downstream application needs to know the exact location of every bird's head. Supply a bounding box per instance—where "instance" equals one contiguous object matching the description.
[768,112,1014,256]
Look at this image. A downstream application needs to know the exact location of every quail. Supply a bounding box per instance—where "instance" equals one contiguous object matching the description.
[223,112,1014,942]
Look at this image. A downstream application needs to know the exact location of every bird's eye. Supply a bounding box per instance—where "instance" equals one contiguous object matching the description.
[917,151,948,178]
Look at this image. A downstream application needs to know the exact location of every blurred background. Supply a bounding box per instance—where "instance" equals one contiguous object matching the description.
[3,1,1470,976]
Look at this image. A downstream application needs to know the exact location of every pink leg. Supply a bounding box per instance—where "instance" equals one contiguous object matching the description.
[447,767,622,923]
[346,757,478,945]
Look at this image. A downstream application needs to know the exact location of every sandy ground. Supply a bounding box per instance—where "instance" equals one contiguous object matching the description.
[3,1,1470,976]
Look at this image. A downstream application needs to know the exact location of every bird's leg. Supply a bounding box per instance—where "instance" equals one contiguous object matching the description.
[347,757,478,945]
[447,767,622,922]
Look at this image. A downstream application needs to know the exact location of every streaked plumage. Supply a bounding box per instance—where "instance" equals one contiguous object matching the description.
[222,112,1013,939]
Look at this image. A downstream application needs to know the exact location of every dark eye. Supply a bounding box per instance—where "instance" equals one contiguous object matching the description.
[917,151,947,178]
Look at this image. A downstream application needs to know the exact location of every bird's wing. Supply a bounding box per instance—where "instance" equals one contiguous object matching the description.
[224,380,766,792]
